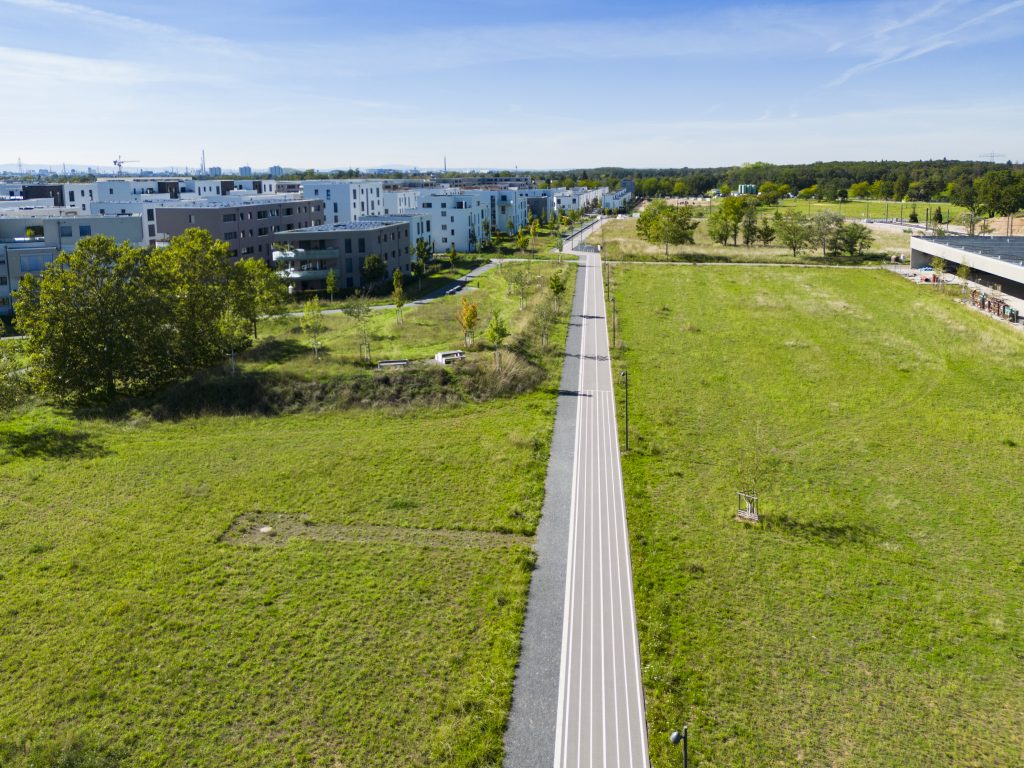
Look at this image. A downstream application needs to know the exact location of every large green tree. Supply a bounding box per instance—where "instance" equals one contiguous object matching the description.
[14,236,173,401]
[149,228,235,373]
[637,200,699,254]
[773,210,810,257]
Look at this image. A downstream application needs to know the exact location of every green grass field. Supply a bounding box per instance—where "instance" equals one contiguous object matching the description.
[593,217,910,264]
[0,262,576,767]
[776,197,967,223]
[252,260,571,379]
[612,266,1024,767]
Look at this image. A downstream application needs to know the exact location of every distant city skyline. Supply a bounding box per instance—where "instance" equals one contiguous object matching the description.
[3,0,1023,169]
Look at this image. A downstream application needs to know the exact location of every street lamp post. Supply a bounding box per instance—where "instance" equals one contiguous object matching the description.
[670,727,689,768]
[611,294,617,348]
[620,369,629,450]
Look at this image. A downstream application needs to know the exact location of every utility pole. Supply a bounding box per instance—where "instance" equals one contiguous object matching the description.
[620,369,629,451]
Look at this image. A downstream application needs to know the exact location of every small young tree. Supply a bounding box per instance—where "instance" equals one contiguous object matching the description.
[536,298,559,351]
[457,296,479,347]
[300,296,325,360]
[773,210,810,257]
[930,256,947,291]
[342,291,373,361]
[741,205,758,246]
[548,269,567,310]
[391,268,406,325]
[706,207,733,245]
[325,268,337,302]
[809,210,843,258]
[361,254,386,287]
[756,217,776,247]
[219,307,251,374]
[484,311,510,370]
[956,258,971,295]
[447,244,457,273]
[510,268,533,309]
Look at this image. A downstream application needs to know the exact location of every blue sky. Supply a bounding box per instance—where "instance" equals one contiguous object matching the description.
[2,0,1023,171]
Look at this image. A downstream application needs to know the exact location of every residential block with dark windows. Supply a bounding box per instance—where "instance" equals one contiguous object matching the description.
[272,220,411,293]
[152,198,324,260]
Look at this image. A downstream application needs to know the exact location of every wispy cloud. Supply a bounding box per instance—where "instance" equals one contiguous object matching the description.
[829,0,1024,85]
[0,0,237,53]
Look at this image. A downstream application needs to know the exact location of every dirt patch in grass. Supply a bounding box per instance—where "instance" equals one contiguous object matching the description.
[221,511,534,550]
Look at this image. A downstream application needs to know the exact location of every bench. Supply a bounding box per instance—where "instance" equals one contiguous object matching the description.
[434,350,465,365]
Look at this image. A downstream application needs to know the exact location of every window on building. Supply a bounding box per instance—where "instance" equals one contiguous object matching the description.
[188,215,196,224]
[344,239,352,254]
[148,224,156,237]
[59,225,72,237]
[333,203,338,213]
[358,238,365,253]
[223,213,236,222]
[147,209,155,221]
[79,225,91,236]
[345,257,353,274]
[69,191,75,202]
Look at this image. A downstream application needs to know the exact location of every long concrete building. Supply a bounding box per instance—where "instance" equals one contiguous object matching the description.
[910,236,1024,297]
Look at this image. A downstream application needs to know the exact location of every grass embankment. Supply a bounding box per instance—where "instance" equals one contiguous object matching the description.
[593,217,909,264]
[0,265,577,767]
[612,265,1024,766]
[288,259,487,312]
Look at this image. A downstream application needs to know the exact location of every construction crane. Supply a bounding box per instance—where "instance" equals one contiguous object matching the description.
[979,152,1006,164]
[112,155,138,175]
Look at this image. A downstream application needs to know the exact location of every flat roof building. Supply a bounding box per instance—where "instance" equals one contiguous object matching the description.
[911,236,1024,297]
[273,220,411,293]
[0,213,144,316]
[153,197,324,260]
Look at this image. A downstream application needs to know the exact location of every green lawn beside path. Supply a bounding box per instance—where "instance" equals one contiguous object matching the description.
[0,264,576,767]
[612,265,1024,767]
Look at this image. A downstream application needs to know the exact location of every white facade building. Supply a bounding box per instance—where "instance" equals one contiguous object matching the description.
[414,192,486,253]
[301,180,384,224]
[382,189,420,215]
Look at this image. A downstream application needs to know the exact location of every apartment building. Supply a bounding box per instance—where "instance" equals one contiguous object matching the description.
[0,212,143,316]
[554,186,607,214]
[301,180,384,224]
[413,192,486,252]
[363,212,433,252]
[381,188,420,215]
[153,197,324,260]
[273,220,411,293]
[602,188,633,212]
[64,178,189,212]
[472,188,529,234]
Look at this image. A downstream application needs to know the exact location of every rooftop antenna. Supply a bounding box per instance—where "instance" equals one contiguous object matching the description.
[979,152,1006,163]
[17,157,22,175]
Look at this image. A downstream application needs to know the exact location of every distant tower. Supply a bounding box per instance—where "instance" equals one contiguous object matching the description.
[200,149,207,175]
[443,154,447,173]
